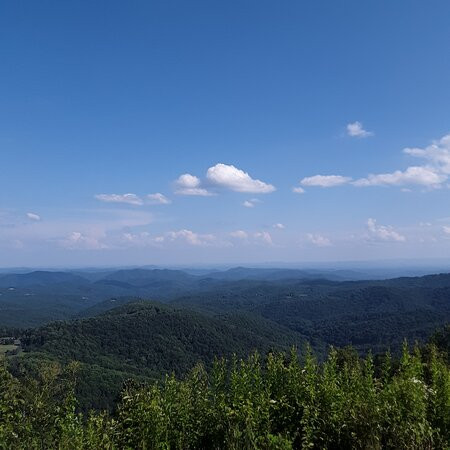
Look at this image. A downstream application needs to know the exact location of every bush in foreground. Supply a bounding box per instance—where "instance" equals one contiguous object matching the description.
[0,343,449,449]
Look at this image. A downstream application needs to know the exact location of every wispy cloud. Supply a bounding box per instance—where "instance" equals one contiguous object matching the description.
[0,209,154,251]
[306,233,332,247]
[230,230,248,239]
[301,175,352,187]
[146,193,171,204]
[95,193,143,205]
[354,166,445,188]
[59,231,108,250]
[367,218,406,242]
[163,229,216,246]
[26,212,41,221]
[242,198,261,208]
[254,231,273,245]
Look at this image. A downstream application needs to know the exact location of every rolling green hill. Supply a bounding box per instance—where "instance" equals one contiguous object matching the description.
[19,301,305,410]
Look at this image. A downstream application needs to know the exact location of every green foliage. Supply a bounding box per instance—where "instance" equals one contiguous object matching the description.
[1,340,449,449]
[19,301,303,410]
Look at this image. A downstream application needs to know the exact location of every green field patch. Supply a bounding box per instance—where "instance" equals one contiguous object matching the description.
[0,344,19,357]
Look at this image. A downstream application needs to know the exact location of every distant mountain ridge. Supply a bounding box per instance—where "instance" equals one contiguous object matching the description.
[0,271,90,288]
[0,267,449,333]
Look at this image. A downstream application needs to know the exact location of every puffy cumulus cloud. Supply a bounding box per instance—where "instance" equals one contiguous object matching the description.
[273,223,285,229]
[59,232,107,250]
[206,163,275,193]
[95,193,143,205]
[26,212,41,221]
[354,134,450,189]
[174,174,212,196]
[353,166,445,188]
[146,193,171,205]
[230,230,248,239]
[367,218,406,242]
[300,135,450,191]
[306,233,332,247]
[164,229,216,246]
[174,164,275,196]
[347,121,373,138]
[292,186,305,194]
[301,175,352,187]
[254,231,273,245]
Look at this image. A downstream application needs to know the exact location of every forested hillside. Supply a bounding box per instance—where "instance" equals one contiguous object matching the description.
[18,301,305,410]
[1,331,449,449]
[1,269,449,341]
[173,275,450,354]
[2,268,449,413]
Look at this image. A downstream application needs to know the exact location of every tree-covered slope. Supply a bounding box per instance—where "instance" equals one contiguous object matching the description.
[173,276,450,353]
[19,301,305,409]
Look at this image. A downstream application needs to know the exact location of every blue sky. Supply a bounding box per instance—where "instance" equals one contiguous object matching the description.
[1,1,450,267]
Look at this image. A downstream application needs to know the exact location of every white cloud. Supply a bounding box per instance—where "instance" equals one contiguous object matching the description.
[354,134,450,189]
[146,193,171,205]
[347,121,373,138]
[60,232,107,250]
[26,212,41,221]
[354,166,445,188]
[292,186,305,194]
[306,233,332,247]
[230,230,248,239]
[443,226,450,235]
[367,218,406,242]
[95,193,143,205]
[122,232,153,246]
[242,198,261,208]
[273,223,285,229]
[301,175,352,187]
[1,209,153,250]
[206,163,275,193]
[254,231,273,245]
[404,134,450,175]
[164,229,216,246]
[174,174,212,196]
[174,164,275,196]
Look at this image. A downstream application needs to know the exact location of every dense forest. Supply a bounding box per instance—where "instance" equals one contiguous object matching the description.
[1,268,449,412]
[1,269,449,336]
[1,268,449,447]
[0,332,449,449]
[18,301,305,410]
